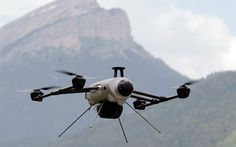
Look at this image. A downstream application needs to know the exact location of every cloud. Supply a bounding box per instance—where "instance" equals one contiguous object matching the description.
[222,38,236,70]
[98,0,235,78]
[0,16,13,27]
[141,7,233,78]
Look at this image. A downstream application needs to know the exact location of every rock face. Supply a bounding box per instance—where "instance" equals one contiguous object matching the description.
[0,0,187,146]
[0,8,133,64]
[0,0,99,49]
[0,0,133,64]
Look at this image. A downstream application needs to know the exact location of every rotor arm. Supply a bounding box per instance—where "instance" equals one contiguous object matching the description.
[132,90,164,100]
[130,94,178,109]
[40,86,74,99]
[32,86,99,101]
[131,90,179,109]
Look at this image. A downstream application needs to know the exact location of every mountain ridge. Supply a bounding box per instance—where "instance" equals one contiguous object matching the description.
[0,0,99,51]
[0,4,139,65]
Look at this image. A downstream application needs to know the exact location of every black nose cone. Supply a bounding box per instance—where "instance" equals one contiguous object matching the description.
[118,80,133,96]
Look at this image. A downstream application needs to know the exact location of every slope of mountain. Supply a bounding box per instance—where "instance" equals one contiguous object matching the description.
[0,0,99,51]
[0,0,134,65]
[0,0,188,146]
[218,131,236,147]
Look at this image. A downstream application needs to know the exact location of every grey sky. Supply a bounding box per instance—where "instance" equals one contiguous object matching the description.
[0,0,235,78]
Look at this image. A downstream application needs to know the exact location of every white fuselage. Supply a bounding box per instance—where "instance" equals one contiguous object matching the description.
[85,77,133,106]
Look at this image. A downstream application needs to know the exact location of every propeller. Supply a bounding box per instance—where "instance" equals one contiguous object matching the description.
[38,86,60,90]
[170,80,200,89]
[177,80,200,99]
[56,70,83,77]
[181,80,200,87]
[16,86,60,93]
[56,70,95,79]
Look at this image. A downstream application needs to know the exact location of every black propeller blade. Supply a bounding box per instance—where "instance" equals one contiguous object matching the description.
[56,70,96,80]
[56,70,83,78]
[182,80,200,86]
[171,80,200,89]
[38,86,60,91]
[16,86,59,93]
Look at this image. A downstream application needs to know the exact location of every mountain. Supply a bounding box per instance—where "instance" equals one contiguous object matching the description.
[0,0,134,64]
[40,71,236,147]
[0,0,188,146]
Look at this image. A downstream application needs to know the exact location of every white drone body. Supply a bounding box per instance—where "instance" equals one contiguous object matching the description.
[86,77,133,106]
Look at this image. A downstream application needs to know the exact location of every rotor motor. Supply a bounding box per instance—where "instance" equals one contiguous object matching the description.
[133,99,146,110]
[30,90,44,102]
[72,76,86,90]
[177,86,190,99]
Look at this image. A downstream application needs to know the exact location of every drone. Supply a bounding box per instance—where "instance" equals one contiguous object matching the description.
[29,67,197,143]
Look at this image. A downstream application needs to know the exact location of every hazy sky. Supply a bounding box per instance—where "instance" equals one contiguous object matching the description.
[0,0,235,78]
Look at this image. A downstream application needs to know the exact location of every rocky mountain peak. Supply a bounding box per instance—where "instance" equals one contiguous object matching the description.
[26,0,99,18]
[0,0,100,51]
[0,0,139,65]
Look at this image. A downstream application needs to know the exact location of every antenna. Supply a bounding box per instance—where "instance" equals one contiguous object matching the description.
[112,67,125,77]
[118,118,128,143]
[125,102,161,134]
[90,101,105,128]
[58,105,92,137]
